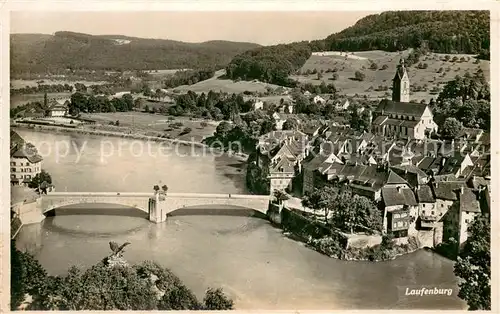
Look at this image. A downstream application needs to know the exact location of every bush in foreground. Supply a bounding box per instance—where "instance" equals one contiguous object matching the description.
[11,242,234,310]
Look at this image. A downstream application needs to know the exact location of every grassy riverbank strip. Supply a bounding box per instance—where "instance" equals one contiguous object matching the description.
[268,205,420,262]
[12,121,249,160]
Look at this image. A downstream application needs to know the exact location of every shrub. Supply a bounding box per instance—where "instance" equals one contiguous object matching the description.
[380,64,388,70]
[180,127,192,135]
[354,71,365,81]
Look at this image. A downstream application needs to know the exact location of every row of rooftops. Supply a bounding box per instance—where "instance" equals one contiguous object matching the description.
[258,123,490,180]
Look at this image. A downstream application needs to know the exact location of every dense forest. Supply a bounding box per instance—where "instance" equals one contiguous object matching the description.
[320,11,490,55]
[10,31,260,74]
[225,42,312,86]
[163,69,216,88]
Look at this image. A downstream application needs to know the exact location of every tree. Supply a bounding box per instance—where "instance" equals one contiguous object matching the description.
[11,248,48,309]
[441,117,463,139]
[282,118,299,130]
[28,170,52,190]
[11,240,25,310]
[273,189,289,206]
[454,215,490,310]
[302,186,338,223]
[354,71,365,81]
[122,94,134,111]
[158,285,201,310]
[203,287,234,310]
[215,121,233,139]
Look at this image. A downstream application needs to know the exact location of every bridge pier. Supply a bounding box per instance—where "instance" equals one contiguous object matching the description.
[148,193,168,223]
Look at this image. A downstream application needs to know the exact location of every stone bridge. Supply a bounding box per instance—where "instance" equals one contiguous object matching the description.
[40,192,271,223]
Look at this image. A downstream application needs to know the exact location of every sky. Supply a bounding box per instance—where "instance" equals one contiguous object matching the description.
[10,11,378,45]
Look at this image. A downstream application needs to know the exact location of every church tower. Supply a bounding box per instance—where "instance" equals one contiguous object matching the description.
[392,58,410,102]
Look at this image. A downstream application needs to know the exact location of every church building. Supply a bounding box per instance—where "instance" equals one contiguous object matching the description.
[372,59,438,140]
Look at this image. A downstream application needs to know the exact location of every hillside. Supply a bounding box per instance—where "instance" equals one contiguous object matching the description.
[293,50,490,103]
[225,11,489,86]
[10,31,260,74]
[322,11,490,54]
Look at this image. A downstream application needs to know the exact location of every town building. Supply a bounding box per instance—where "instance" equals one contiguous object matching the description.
[251,99,264,111]
[10,132,43,186]
[46,99,68,117]
[372,59,438,139]
[272,112,300,130]
[381,171,418,240]
[335,98,350,111]
[313,95,326,105]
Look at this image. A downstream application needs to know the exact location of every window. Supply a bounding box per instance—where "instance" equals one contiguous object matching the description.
[422,210,426,215]
[11,174,15,179]
[26,175,31,179]
[431,211,435,215]
[441,204,444,208]
[11,168,15,172]
[465,219,469,223]
[10,162,15,166]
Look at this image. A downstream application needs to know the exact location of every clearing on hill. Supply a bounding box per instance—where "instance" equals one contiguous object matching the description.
[169,70,284,94]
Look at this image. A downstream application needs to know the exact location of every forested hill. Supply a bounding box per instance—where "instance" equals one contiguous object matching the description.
[319,11,490,55]
[226,10,490,86]
[10,31,260,74]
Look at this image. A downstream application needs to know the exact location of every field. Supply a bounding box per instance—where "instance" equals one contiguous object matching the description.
[169,70,285,94]
[80,111,218,143]
[293,50,490,102]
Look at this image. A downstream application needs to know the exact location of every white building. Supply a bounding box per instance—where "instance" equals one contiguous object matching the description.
[10,145,42,186]
[313,95,326,105]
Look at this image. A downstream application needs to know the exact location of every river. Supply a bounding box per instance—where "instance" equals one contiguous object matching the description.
[14,129,466,310]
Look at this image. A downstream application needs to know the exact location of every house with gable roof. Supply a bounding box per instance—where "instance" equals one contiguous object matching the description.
[10,131,43,186]
[46,99,68,117]
[381,171,419,239]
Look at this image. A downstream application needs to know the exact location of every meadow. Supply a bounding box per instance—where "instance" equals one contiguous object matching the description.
[168,70,284,94]
[293,50,490,102]
[80,111,218,143]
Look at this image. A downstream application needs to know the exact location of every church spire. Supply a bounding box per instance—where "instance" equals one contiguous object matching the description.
[392,58,410,102]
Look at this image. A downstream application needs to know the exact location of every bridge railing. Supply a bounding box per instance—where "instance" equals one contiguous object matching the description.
[44,192,270,200]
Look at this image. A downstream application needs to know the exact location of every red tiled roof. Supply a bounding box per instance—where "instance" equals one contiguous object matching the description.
[382,187,417,206]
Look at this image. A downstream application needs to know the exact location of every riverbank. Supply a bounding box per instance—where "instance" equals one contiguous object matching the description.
[268,205,421,262]
[12,122,249,161]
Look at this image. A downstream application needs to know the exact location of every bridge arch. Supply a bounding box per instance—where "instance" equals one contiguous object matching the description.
[40,192,271,223]
[41,192,151,217]
[166,204,268,219]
